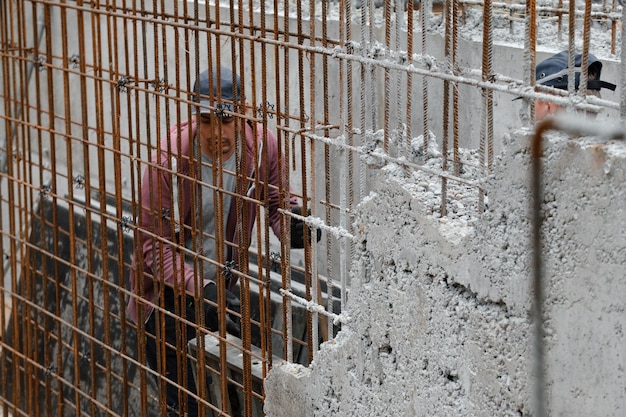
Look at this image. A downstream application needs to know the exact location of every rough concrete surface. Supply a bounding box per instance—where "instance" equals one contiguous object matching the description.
[265,128,626,416]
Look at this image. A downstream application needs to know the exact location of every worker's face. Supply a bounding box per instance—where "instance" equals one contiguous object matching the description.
[535,99,560,122]
[197,110,238,159]
[535,89,602,122]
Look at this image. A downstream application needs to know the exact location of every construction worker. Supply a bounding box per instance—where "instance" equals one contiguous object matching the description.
[127,66,317,416]
[533,50,616,121]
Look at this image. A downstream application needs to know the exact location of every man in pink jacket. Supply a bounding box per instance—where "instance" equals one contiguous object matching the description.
[127,66,313,416]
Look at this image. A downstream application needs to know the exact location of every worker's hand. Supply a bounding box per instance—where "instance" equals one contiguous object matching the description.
[203,284,241,337]
[290,206,322,249]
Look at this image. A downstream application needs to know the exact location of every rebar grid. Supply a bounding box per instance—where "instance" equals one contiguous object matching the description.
[0,1,622,416]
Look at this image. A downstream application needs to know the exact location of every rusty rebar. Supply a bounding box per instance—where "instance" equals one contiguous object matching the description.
[531,115,625,417]
[0,2,622,417]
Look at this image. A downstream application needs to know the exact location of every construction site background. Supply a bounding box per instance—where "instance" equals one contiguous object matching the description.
[1,1,624,416]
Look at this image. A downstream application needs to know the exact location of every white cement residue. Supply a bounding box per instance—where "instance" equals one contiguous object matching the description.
[252,1,621,60]
[266,127,626,417]
[379,133,484,243]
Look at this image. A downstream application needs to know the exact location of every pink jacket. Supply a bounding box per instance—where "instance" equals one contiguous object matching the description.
[127,118,299,324]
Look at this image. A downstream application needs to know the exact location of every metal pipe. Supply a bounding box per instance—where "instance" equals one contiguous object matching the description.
[530,115,625,417]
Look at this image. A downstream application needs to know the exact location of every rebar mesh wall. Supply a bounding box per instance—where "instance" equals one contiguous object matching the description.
[1,1,622,416]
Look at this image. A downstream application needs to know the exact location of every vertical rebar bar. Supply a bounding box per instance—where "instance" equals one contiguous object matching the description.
[530,118,551,417]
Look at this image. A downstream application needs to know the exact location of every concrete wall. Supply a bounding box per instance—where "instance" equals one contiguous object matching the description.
[264,128,626,416]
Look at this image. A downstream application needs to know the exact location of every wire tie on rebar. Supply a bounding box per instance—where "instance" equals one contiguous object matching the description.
[222,260,238,281]
[367,42,385,60]
[44,364,57,378]
[150,77,166,92]
[39,184,52,200]
[256,102,275,118]
[398,51,408,65]
[73,174,85,189]
[79,351,91,365]
[118,215,134,233]
[345,40,358,54]
[215,103,227,119]
[269,251,281,273]
[116,76,132,93]
[35,56,46,71]
[69,54,80,69]
[161,207,171,220]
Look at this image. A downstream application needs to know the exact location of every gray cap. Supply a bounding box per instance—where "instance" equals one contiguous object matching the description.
[536,50,616,91]
[192,66,242,114]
